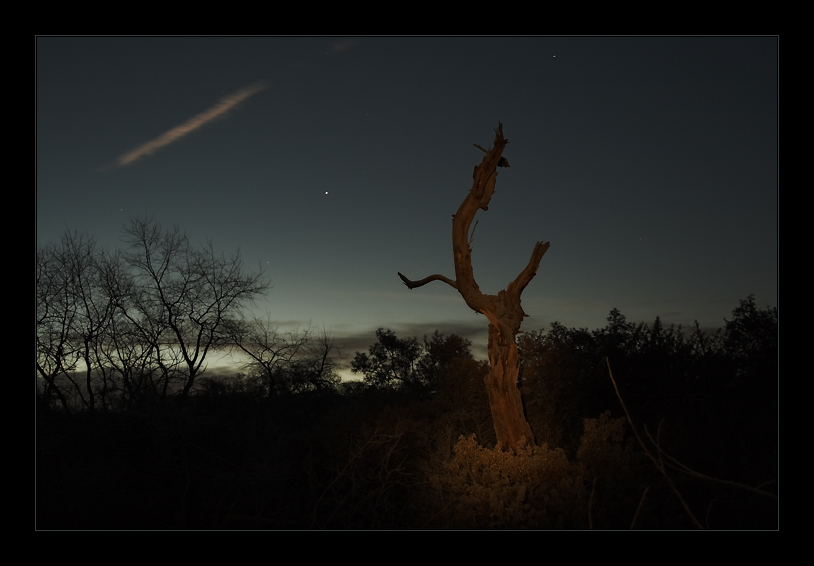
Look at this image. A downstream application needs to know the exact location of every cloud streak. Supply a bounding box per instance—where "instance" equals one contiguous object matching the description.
[113,81,268,168]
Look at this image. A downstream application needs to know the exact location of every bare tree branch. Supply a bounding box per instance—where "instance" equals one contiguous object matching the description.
[397,272,458,290]
[123,217,269,398]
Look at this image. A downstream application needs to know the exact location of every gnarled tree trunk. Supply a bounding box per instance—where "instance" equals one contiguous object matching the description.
[398,124,549,450]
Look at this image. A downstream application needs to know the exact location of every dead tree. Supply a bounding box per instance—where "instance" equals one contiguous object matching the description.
[398,124,549,450]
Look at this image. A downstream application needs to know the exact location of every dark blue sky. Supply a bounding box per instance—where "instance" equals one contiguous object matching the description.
[36,36,778,367]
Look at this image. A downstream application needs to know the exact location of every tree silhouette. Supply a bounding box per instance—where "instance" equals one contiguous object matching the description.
[351,328,423,390]
[418,330,474,391]
[36,222,270,409]
[398,124,549,449]
[723,294,778,382]
[225,318,342,395]
[36,233,86,413]
[122,218,269,398]
[351,329,474,393]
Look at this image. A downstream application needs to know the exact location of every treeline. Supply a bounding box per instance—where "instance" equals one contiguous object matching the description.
[36,221,345,413]
[36,225,777,528]
[37,301,776,529]
[520,299,778,465]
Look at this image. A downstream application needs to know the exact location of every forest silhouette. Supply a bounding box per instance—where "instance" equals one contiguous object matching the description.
[36,222,777,529]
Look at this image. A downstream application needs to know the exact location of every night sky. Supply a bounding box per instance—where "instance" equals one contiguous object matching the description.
[36,37,778,371]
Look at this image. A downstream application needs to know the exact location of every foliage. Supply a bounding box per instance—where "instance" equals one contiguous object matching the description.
[350,328,422,390]
[36,289,776,529]
[425,434,585,529]
[418,331,474,390]
[723,294,778,384]
[422,412,655,529]
[351,329,473,394]
[519,298,776,454]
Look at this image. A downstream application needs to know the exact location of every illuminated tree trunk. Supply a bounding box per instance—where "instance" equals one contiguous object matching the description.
[398,124,549,450]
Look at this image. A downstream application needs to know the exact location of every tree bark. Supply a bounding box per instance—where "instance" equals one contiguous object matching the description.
[398,124,549,450]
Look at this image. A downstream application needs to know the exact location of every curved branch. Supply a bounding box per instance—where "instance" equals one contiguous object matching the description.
[397,272,458,290]
[507,241,550,298]
[645,425,777,500]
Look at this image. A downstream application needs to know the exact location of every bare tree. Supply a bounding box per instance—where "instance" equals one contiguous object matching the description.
[294,328,344,393]
[94,249,176,407]
[227,317,311,395]
[123,218,269,398]
[36,231,130,411]
[62,233,118,411]
[226,318,342,395]
[398,124,549,450]
[36,240,80,412]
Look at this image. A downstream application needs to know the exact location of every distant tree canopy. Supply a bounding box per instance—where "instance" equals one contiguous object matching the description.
[37,217,777,529]
[37,219,775,436]
[351,329,474,393]
[518,295,777,460]
[37,223,776,436]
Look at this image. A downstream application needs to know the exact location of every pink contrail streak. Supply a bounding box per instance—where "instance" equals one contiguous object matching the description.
[114,81,268,168]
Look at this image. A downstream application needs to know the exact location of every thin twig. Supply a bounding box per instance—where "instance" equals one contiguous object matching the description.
[606,357,704,529]
[630,486,650,529]
[588,476,597,529]
[643,425,777,500]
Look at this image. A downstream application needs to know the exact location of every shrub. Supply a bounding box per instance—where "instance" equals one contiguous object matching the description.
[426,434,586,529]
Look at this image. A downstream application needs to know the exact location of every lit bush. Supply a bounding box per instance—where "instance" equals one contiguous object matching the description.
[427,434,586,529]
